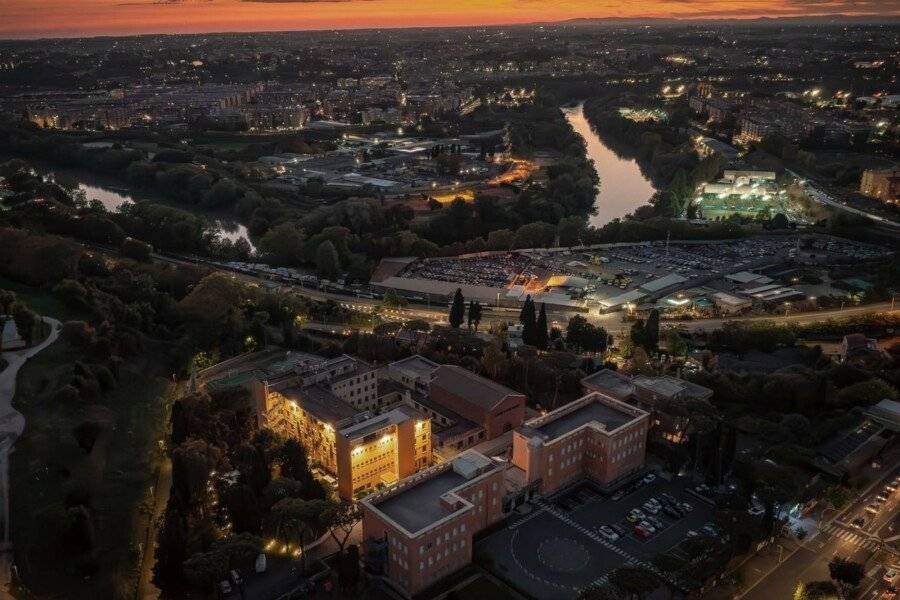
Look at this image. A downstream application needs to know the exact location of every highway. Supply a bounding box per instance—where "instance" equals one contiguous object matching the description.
[741,458,900,600]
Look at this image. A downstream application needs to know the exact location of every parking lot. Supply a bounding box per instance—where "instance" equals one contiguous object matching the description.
[476,475,720,600]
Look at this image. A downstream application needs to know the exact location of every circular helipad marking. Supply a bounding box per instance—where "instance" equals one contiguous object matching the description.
[537,536,591,573]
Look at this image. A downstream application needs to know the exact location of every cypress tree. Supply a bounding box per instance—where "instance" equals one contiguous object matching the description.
[645,309,660,350]
[535,303,549,350]
[520,296,537,346]
[449,288,465,328]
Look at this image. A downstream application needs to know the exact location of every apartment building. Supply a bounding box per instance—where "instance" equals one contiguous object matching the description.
[860,168,900,203]
[251,354,431,499]
[511,392,649,495]
[362,450,506,597]
[335,406,432,499]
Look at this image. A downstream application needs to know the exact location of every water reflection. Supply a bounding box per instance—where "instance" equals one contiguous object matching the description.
[45,170,255,252]
[563,103,657,227]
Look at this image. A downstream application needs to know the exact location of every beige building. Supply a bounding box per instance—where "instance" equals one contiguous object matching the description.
[860,169,900,203]
[252,354,432,499]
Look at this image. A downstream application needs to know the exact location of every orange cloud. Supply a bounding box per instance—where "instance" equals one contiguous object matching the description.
[1,0,896,38]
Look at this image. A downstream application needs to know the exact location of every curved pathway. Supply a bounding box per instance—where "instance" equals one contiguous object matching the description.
[0,317,61,595]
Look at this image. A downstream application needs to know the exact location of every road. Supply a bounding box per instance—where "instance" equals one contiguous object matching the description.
[741,459,900,600]
[787,169,900,230]
[0,317,61,597]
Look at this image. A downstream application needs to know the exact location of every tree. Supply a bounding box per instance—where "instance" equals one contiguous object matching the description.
[837,378,896,408]
[11,302,38,345]
[266,498,327,573]
[72,421,102,454]
[558,216,587,247]
[520,295,536,346]
[322,500,362,554]
[382,288,407,308]
[315,240,341,280]
[535,303,549,350]
[828,557,864,599]
[448,288,465,328]
[467,300,483,331]
[667,169,693,217]
[794,581,840,600]
[338,544,361,595]
[566,315,608,353]
[645,309,660,350]
[120,237,152,262]
[61,320,95,348]
[630,319,647,349]
[0,289,17,314]
[607,566,659,600]
[153,500,189,588]
[171,439,224,507]
[258,223,306,266]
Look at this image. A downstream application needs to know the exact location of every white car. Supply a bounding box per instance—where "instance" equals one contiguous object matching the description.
[599,526,619,541]
[642,473,657,485]
[642,502,661,515]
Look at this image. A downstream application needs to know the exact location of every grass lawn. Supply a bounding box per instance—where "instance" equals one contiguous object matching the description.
[7,283,173,600]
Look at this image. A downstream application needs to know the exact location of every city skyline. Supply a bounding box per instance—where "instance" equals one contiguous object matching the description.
[3,0,899,39]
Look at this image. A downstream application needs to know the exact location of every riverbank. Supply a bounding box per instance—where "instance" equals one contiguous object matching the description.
[9,158,257,252]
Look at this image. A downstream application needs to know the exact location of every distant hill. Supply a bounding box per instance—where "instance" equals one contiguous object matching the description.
[558,14,900,26]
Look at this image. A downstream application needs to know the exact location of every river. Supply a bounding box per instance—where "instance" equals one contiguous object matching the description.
[41,166,256,252]
[562,103,657,227]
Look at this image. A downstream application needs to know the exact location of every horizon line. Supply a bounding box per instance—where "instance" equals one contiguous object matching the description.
[1,12,898,42]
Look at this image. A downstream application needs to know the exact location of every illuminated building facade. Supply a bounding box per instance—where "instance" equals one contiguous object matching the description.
[252,354,432,499]
[860,169,900,204]
[336,407,432,499]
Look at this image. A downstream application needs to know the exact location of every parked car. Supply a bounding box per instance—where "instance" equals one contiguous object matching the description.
[886,482,898,493]
[611,524,627,537]
[686,530,699,537]
[599,525,620,541]
[866,503,881,514]
[661,493,678,505]
[680,502,694,513]
[852,516,866,528]
[643,473,657,485]
[884,568,898,585]
[640,520,656,534]
[627,509,645,523]
[642,502,660,515]
[218,580,233,598]
[647,516,664,530]
[229,570,243,587]
[634,525,651,539]
[664,505,683,519]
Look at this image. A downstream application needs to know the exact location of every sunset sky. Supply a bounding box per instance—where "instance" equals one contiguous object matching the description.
[2,0,897,39]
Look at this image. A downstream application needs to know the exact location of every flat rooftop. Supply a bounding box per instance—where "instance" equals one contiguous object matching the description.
[390,355,440,381]
[535,400,635,440]
[374,468,468,533]
[282,385,357,424]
